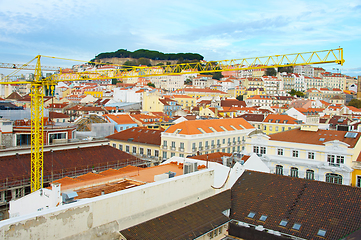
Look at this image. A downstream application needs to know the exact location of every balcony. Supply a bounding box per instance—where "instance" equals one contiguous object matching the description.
[233,141,237,145]
[192,148,197,152]
[217,144,221,148]
[227,142,232,146]
[211,145,215,148]
[162,145,167,150]
[329,162,340,167]
[198,147,203,151]
[179,147,184,152]
[205,146,210,150]
[171,146,176,151]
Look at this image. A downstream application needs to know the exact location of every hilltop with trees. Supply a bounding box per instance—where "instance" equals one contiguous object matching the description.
[91,49,204,66]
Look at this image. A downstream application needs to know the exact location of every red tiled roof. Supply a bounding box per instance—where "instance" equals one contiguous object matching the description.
[165,118,254,135]
[269,128,361,148]
[263,114,298,124]
[106,127,163,145]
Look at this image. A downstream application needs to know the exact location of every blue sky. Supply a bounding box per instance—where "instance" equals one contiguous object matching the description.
[0,0,360,76]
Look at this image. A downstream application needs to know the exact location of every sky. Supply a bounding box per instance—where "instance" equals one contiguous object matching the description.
[0,0,360,77]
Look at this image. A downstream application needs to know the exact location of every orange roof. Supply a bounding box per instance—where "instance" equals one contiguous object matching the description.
[165,118,254,135]
[263,114,299,124]
[270,129,361,148]
[103,114,137,125]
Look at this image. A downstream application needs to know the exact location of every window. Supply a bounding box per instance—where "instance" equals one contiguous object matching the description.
[292,150,299,158]
[276,165,283,175]
[308,152,315,159]
[192,142,196,150]
[155,150,159,157]
[263,125,267,130]
[205,141,209,147]
[180,142,184,149]
[119,145,123,151]
[275,126,279,131]
[277,149,284,156]
[327,155,344,166]
[260,147,266,155]
[279,220,288,227]
[162,151,167,159]
[223,139,225,144]
[253,146,259,154]
[247,212,256,218]
[147,149,151,156]
[163,140,167,147]
[112,143,116,148]
[317,229,327,237]
[171,141,176,149]
[269,126,273,131]
[259,215,267,221]
[292,223,301,231]
[357,176,361,187]
[306,170,314,180]
[326,173,342,184]
[179,154,184,158]
[132,146,136,153]
[171,152,175,157]
[290,167,298,177]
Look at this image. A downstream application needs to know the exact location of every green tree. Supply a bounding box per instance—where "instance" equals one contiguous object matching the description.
[212,72,223,80]
[265,68,277,76]
[138,58,151,66]
[184,78,192,85]
[236,95,244,101]
[147,82,155,88]
[348,99,361,108]
[289,89,304,97]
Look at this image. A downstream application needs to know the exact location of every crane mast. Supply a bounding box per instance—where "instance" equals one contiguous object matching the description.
[0,48,345,192]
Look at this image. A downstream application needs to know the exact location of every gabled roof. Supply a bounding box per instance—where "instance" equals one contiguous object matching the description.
[263,114,299,124]
[221,99,246,108]
[106,127,163,146]
[49,112,70,119]
[103,114,137,125]
[165,118,254,135]
[120,190,231,240]
[238,114,265,122]
[269,128,361,147]
[231,170,361,240]
[6,92,22,100]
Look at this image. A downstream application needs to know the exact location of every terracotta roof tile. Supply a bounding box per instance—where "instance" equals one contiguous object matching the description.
[165,118,254,135]
[106,127,163,145]
[269,128,360,148]
[231,170,361,240]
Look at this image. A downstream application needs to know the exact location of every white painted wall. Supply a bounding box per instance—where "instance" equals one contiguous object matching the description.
[0,169,216,239]
[9,184,62,218]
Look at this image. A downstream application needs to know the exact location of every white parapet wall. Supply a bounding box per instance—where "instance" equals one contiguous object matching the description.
[0,169,216,239]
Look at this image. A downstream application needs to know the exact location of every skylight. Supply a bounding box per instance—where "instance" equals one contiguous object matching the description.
[259,215,267,221]
[279,220,288,227]
[220,126,227,131]
[292,223,301,230]
[345,132,357,138]
[230,125,237,130]
[317,229,326,237]
[208,127,217,132]
[319,138,325,141]
[247,212,256,218]
[197,128,206,134]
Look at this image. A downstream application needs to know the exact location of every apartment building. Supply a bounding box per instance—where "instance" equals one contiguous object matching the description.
[245,125,361,186]
[106,127,163,163]
[161,118,255,160]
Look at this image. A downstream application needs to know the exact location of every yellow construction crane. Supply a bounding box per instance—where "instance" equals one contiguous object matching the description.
[0,48,345,192]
